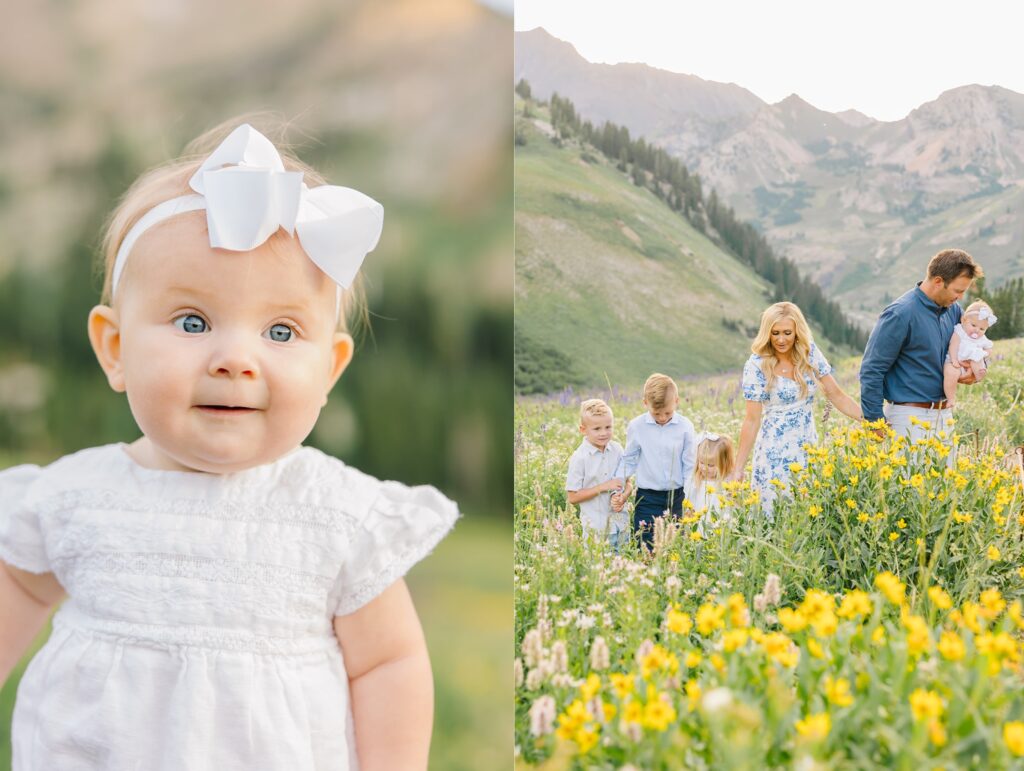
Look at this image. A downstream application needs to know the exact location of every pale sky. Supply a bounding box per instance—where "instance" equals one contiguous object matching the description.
[515,0,1024,121]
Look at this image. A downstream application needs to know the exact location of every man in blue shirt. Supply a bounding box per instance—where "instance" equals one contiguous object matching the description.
[859,249,983,451]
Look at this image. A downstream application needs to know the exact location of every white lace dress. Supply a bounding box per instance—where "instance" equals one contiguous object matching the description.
[0,443,458,770]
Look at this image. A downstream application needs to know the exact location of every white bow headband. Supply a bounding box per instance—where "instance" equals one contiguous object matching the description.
[976,307,998,326]
[697,432,721,443]
[111,124,384,296]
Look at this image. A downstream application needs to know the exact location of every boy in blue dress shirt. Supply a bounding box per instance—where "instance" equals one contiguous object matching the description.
[612,373,697,551]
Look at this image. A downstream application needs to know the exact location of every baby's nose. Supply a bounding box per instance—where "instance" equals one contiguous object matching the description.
[208,335,260,379]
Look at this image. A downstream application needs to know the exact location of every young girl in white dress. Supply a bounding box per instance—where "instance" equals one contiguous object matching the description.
[0,122,458,770]
[943,299,996,408]
[687,432,736,535]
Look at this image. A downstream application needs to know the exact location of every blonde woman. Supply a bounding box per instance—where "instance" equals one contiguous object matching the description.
[730,302,862,515]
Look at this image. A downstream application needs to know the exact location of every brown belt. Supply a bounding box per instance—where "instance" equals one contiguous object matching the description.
[890,400,950,410]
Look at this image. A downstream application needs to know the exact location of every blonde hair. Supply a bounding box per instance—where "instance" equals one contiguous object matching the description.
[963,300,993,323]
[98,115,367,334]
[692,434,735,487]
[643,373,678,409]
[579,398,612,424]
[751,302,816,399]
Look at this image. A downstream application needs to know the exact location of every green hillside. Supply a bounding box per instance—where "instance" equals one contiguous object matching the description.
[516,102,852,392]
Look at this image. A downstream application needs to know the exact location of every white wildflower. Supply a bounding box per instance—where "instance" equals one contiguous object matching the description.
[521,629,544,668]
[528,695,556,736]
[634,639,654,665]
[590,636,610,671]
[702,687,733,714]
[551,640,569,673]
[514,657,524,688]
[665,575,682,598]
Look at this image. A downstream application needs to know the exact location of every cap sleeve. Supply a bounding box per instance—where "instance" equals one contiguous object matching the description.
[741,356,769,402]
[0,465,50,573]
[565,449,585,492]
[330,481,459,617]
[809,342,833,378]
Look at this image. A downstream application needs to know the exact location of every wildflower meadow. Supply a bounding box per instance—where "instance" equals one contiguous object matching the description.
[515,340,1024,769]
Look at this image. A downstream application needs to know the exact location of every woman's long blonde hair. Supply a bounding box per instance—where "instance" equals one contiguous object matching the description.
[750,302,816,399]
[98,114,367,334]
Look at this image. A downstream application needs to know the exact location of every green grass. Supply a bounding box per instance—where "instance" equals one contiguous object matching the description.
[515,110,842,391]
[0,516,511,770]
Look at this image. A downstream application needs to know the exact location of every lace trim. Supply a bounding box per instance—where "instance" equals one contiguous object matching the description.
[54,603,340,656]
[36,488,360,534]
[53,551,334,594]
[333,506,459,616]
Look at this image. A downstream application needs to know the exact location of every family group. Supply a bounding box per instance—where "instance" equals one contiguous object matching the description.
[566,249,997,549]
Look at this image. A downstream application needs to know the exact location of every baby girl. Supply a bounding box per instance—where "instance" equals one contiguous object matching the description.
[943,299,996,408]
[0,122,457,770]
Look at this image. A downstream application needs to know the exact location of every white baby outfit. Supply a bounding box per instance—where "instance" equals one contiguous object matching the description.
[0,443,458,770]
[951,323,993,364]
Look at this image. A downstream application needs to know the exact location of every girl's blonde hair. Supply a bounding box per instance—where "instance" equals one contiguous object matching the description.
[692,434,735,487]
[751,302,816,399]
[98,115,367,334]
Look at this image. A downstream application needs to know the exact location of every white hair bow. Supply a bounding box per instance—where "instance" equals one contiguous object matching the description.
[111,124,384,295]
[978,306,998,326]
[697,432,721,443]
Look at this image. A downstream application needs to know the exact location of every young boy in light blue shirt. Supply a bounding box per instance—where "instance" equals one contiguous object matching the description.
[612,373,697,551]
[565,399,631,549]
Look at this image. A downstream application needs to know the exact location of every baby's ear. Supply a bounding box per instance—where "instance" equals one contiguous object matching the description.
[87,305,126,393]
[323,332,355,402]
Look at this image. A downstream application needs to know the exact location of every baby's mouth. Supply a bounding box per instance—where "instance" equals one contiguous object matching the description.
[195,405,260,413]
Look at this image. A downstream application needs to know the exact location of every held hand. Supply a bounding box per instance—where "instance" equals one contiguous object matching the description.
[604,478,625,493]
[611,497,624,513]
[957,370,978,385]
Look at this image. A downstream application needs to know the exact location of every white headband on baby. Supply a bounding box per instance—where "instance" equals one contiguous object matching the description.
[976,307,998,326]
[111,123,384,296]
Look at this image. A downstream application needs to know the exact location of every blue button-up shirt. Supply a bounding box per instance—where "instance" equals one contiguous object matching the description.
[859,283,962,421]
[615,412,697,491]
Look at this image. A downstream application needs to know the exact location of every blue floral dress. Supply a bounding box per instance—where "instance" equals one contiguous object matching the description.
[741,343,832,514]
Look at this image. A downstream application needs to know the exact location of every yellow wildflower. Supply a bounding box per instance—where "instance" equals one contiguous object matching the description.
[1004,722,1024,756]
[937,631,965,661]
[778,607,808,633]
[927,585,952,610]
[909,689,944,721]
[722,628,748,652]
[580,673,601,700]
[696,603,726,636]
[666,608,693,635]
[685,680,701,711]
[988,545,1001,561]
[824,676,853,707]
[761,632,799,667]
[980,588,1006,619]
[610,673,634,699]
[795,712,831,741]
[928,719,948,747]
[685,650,702,668]
[642,695,676,731]
[875,572,906,605]
[889,532,900,542]
[836,589,872,620]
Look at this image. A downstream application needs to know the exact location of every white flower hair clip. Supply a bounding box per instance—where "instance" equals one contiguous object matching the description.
[977,307,998,326]
[111,123,384,296]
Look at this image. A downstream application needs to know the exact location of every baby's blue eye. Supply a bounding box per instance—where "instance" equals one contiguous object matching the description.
[174,314,208,334]
[266,323,293,342]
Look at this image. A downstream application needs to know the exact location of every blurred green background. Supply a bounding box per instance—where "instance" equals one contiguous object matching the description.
[0,1,511,768]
